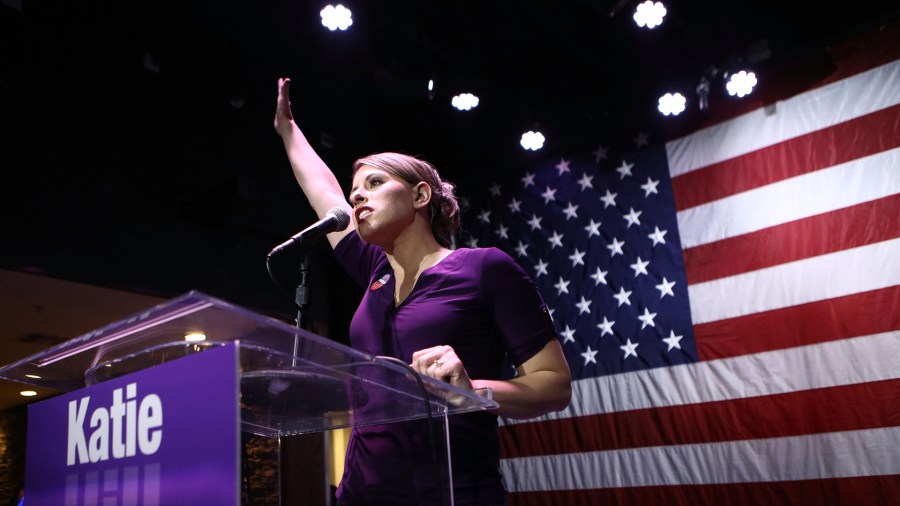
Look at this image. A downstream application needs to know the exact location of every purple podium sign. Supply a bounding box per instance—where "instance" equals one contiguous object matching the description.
[25,342,240,506]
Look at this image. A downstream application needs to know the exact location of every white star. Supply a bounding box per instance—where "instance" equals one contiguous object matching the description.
[656,277,676,298]
[575,296,592,315]
[507,198,522,214]
[623,207,642,228]
[541,186,557,204]
[648,226,667,246]
[560,325,576,344]
[562,202,579,220]
[662,330,684,351]
[477,210,491,224]
[581,345,598,365]
[616,160,634,179]
[514,241,529,258]
[568,249,586,267]
[526,213,543,231]
[521,172,536,188]
[638,307,657,329]
[577,172,594,191]
[460,196,471,209]
[548,231,564,249]
[597,316,615,337]
[620,338,639,359]
[554,277,571,295]
[555,158,571,175]
[641,177,660,197]
[593,145,608,162]
[630,256,650,277]
[613,287,632,307]
[607,237,625,257]
[489,183,502,197]
[634,131,650,148]
[600,190,618,208]
[584,219,602,238]
[534,259,549,277]
[495,224,509,239]
[590,267,608,285]
[466,237,479,248]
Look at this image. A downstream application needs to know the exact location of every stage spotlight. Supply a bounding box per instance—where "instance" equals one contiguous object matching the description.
[633,1,667,29]
[658,92,686,116]
[726,70,757,97]
[520,131,545,151]
[321,4,353,31]
[451,93,479,111]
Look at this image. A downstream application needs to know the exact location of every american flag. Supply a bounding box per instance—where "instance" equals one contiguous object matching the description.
[460,22,900,505]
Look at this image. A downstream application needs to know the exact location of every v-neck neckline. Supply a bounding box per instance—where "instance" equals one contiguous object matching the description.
[392,249,459,308]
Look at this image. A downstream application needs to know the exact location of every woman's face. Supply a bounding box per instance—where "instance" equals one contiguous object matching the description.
[349,165,419,246]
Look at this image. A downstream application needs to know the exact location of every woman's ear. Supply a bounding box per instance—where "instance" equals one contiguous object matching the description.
[413,182,432,209]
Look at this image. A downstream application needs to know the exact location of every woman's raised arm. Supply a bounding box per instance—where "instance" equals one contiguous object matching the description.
[274,78,353,249]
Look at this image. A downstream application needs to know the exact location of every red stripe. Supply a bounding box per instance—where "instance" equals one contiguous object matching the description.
[683,194,900,284]
[499,378,900,458]
[671,104,900,212]
[694,286,900,361]
[508,474,900,506]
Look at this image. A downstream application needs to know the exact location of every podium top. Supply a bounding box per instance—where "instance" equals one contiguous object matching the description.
[0,291,498,435]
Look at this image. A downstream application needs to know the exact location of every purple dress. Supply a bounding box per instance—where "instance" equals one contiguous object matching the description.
[333,231,557,505]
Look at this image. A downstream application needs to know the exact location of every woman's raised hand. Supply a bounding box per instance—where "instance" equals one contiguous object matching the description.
[274,78,295,137]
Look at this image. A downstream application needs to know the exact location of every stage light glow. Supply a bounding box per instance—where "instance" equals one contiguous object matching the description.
[520,131,545,151]
[633,1,667,29]
[658,92,686,116]
[184,332,207,342]
[451,93,479,111]
[321,4,353,31]
[726,70,758,97]
[20,390,37,397]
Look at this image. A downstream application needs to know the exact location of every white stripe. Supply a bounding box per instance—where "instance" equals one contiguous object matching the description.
[665,59,900,177]
[688,238,900,324]
[501,427,900,491]
[501,331,900,424]
[676,147,900,248]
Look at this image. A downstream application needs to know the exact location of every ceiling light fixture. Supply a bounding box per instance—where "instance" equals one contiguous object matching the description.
[320,4,353,31]
[633,1,667,29]
[726,70,758,97]
[520,131,545,151]
[658,92,686,116]
[696,76,710,111]
[451,93,479,111]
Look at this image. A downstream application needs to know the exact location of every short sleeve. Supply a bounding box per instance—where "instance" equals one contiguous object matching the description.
[333,230,389,289]
[481,248,558,366]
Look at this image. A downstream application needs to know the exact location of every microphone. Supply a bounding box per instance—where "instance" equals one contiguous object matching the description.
[268,207,351,256]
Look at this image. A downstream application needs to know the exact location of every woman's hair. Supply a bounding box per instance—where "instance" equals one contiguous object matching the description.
[353,152,460,248]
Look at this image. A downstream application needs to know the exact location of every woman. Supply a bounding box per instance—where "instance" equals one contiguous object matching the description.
[274,78,572,505]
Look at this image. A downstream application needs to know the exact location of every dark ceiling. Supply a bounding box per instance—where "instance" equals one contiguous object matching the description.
[2,0,899,318]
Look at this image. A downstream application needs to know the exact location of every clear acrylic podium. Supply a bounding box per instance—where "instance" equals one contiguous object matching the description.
[0,291,498,505]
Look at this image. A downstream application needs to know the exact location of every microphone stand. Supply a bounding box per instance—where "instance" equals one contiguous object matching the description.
[292,254,311,367]
[294,254,311,330]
